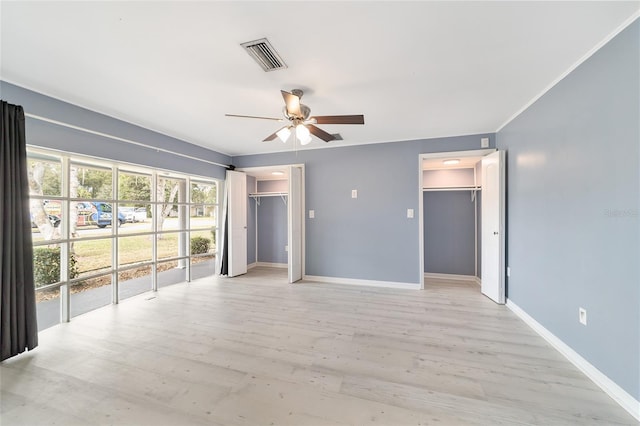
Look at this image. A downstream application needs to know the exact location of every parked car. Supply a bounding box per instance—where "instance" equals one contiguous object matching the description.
[31,213,61,228]
[119,206,147,223]
[133,207,147,222]
[91,202,126,228]
[119,207,136,223]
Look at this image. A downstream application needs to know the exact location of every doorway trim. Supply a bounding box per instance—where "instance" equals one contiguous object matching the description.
[419,149,495,290]
[237,163,306,280]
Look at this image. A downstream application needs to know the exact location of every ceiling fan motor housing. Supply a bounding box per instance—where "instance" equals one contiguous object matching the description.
[283,104,311,122]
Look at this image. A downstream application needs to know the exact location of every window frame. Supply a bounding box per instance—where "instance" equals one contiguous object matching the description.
[27,147,220,327]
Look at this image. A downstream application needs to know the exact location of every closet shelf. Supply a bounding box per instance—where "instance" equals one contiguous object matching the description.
[422,186,481,192]
[249,192,288,206]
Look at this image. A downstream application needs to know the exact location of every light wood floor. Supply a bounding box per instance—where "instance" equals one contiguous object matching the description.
[1,267,636,425]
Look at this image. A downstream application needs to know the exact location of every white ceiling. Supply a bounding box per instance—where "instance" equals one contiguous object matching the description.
[1,2,638,157]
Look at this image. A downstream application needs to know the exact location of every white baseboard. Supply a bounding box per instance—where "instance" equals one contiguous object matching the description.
[424,272,477,282]
[304,275,421,290]
[506,299,640,421]
[474,276,481,286]
[247,262,257,270]
[255,262,287,269]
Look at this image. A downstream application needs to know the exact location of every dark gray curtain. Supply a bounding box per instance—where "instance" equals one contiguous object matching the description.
[1,100,38,361]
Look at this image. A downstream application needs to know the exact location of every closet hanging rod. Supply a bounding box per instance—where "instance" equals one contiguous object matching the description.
[248,192,288,206]
[24,112,228,168]
[422,186,481,192]
[249,192,288,197]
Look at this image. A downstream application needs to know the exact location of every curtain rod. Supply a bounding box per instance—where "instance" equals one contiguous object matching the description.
[24,112,229,168]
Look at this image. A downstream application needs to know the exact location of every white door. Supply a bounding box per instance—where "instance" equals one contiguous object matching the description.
[288,166,303,283]
[481,150,505,304]
[227,170,247,277]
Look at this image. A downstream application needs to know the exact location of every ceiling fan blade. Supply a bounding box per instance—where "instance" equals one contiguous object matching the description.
[225,114,283,121]
[311,115,365,125]
[307,125,336,142]
[281,90,302,117]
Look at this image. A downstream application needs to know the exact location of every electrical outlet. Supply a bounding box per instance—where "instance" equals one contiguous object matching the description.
[407,209,414,218]
[481,137,489,148]
[309,210,315,219]
[507,267,511,277]
[579,307,587,325]
[351,189,358,199]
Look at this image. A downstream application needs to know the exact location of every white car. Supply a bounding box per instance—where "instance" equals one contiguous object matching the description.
[119,207,147,223]
[118,207,136,223]
[133,207,147,222]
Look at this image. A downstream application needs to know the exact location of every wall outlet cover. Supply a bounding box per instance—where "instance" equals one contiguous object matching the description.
[351,189,358,199]
[407,208,414,218]
[481,137,489,148]
[309,210,315,218]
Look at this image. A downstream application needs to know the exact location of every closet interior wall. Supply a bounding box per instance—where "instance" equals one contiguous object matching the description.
[423,166,481,278]
[254,179,288,265]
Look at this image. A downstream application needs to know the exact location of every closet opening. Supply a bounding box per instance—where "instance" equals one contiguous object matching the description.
[419,149,505,304]
[239,164,305,283]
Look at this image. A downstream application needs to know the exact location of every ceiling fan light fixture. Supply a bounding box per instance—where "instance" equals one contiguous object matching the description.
[276,126,291,143]
[296,124,310,139]
[299,133,312,145]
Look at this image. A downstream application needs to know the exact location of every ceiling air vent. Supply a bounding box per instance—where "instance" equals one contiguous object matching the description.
[241,38,287,72]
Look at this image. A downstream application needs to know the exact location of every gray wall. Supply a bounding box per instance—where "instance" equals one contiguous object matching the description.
[423,191,476,275]
[475,191,482,279]
[234,134,495,284]
[254,179,288,264]
[475,160,482,278]
[423,169,474,188]
[257,180,287,193]
[0,81,230,180]
[257,197,288,264]
[497,20,639,400]
[247,176,257,265]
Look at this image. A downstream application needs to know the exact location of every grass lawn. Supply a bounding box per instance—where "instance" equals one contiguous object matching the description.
[74,233,214,274]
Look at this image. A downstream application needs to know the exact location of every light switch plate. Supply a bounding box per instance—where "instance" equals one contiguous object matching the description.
[309,210,315,218]
[407,208,414,218]
[579,307,587,325]
[351,189,358,199]
[481,137,489,148]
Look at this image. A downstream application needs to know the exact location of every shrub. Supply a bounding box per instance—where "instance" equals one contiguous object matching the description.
[190,236,211,255]
[33,247,79,288]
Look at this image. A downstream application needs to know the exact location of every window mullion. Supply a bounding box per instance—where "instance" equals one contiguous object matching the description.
[151,171,158,292]
[185,177,191,282]
[112,164,119,304]
[60,156,70,323]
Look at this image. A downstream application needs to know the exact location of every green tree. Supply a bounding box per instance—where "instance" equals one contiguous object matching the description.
[119,173,151,203]
[76,167,112,199]
[28,160,61,240]
[191,182,216,204]
[156,177,180,237]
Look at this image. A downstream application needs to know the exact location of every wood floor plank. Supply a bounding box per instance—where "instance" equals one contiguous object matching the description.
[0,268,635,425]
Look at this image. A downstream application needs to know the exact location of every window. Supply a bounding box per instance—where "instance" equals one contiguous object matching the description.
[28,147,220,330]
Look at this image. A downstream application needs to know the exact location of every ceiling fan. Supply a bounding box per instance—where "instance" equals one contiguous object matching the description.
[225,89,364,145]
